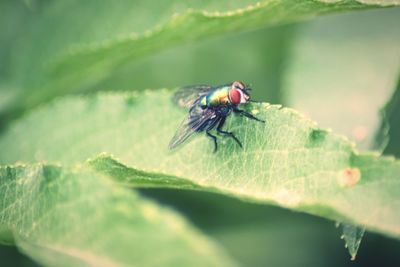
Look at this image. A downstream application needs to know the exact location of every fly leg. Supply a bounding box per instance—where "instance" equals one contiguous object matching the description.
[216,117,243,149]
[205,116,222,153]
[233,108,265,123]
[206,131,218,153]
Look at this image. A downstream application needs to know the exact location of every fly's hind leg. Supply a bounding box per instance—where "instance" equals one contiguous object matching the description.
[216,117,243,149]
[204,115,222,153]
[206,131,218,153]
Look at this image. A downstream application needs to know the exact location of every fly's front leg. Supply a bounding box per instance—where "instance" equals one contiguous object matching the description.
[206,131,218,153]
[233,108,265,123]
[216,117,243,149]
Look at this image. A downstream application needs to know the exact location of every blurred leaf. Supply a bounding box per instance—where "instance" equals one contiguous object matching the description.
[213,221,343,267]
[139,189,357,267]
[375,77,400,157]
[2,0,395,121]
[0,224,14,245]
[285,8,400,150]
[90,24,296,104]
[1,91,399,239]
[0,85,18,116]
[0,164,238,267]
[143,189,400,267]
[0,0,34,79]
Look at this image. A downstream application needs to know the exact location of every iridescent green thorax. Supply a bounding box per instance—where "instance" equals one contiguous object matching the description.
[200,86,230,107]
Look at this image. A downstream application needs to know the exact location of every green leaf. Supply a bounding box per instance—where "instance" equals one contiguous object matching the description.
[1,91,399,239]
[3,0,396,120]
[0,164,238,267]
[0,224,14,245]
[285,7,400,150]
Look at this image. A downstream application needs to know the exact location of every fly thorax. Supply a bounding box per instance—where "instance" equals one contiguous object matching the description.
[208,87,230,106]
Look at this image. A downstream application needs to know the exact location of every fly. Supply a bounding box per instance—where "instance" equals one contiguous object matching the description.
[169,81,265,152]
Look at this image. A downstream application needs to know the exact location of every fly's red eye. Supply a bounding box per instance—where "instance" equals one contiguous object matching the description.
[229,88,242,104]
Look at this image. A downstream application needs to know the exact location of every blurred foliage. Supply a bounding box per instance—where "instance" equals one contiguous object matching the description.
[140,189,400,267]
[0,0,389,125]
[1,1,400,267]
[0,245,40,267]
[90,24,295,104]
[375,78,400,157]
[285,8,400,150]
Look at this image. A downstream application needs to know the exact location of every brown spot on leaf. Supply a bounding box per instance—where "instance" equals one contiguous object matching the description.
[337,168,361,188]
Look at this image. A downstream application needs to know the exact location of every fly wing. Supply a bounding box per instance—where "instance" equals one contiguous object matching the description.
[173,85,212,108]
[169,106,216,149]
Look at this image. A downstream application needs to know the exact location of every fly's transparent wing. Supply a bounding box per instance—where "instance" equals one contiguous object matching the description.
[173,85,212,108]
[169,107,217,149]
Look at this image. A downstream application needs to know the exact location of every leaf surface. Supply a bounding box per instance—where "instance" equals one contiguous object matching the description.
[0,164,237,267]
[1,91,399,238]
